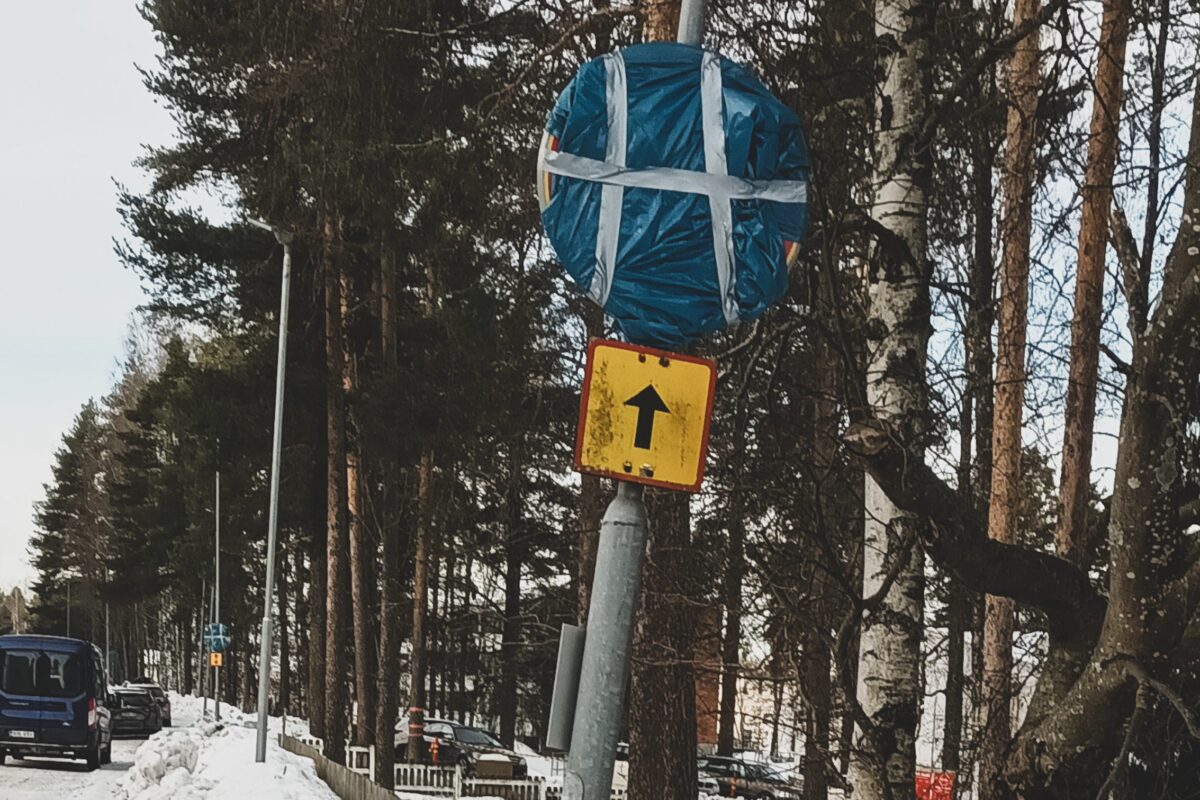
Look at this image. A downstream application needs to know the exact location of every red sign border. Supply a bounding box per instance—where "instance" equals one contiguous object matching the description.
[574,338,717,493]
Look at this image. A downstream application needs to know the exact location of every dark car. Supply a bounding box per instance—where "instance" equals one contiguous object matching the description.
[396,717,528,777]
[698,755,800,799]
[0,634,113,770]
[126,681,171,726]
[111,688,162,736]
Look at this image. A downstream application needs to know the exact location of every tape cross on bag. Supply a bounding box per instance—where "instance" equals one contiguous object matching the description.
[539,51,808,326]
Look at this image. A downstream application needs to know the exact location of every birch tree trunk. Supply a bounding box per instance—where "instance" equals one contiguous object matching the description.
[848,0,933,793]
[979,0,1041,794]
[1054,0,1129,565]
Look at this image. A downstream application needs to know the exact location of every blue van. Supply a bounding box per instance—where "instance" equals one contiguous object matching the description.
[0,635,113,770]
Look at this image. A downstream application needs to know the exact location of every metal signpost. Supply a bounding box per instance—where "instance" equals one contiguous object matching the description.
[203,621,230,718]
[249,219,294,762]
[553,4,714,798]
[201,579,208,717]
[538,0,805,794]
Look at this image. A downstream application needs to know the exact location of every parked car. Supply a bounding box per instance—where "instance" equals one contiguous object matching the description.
[111,687,163,736]
[125,681,171,726]
[698,772,721,795]
[0,634,113,770]
[395,717,528,777]
[698,755,801,799]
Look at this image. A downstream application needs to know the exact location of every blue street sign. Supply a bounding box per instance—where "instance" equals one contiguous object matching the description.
[538,42,810,348]
[204,623,231,653]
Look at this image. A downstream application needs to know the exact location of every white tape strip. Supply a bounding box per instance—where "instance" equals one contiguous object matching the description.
[538,50,808,322]
[701,51,738,325]
[592,52,627,307]
[541,150,807,205]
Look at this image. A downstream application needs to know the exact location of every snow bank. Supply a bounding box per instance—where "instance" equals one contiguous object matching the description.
[106,693,334,800]
[168,692,310,737]
[119,723,206,798]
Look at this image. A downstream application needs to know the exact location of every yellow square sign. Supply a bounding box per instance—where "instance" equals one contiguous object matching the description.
[575,339,717,492]
[210,652,223,668]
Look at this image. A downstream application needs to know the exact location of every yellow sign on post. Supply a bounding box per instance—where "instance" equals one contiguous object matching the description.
[210,652,223,668]
[575,339,717,492]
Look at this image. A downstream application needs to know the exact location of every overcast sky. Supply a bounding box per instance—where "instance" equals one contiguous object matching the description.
[0,4,172,589]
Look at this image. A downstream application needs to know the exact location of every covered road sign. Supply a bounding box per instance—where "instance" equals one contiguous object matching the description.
[538,42,810,348]
[575,339,716,492]
[203,623,230,653]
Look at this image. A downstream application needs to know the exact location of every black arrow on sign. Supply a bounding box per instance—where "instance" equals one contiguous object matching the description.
[625,384,670,449]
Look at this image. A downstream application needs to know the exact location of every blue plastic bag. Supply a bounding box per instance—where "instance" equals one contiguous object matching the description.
[538,42,809,348]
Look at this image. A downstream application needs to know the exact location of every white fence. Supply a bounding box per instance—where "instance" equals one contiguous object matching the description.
[296,734,326,753]
[343,747,634,800]
[389,762,547,799]
[347,745,375,779]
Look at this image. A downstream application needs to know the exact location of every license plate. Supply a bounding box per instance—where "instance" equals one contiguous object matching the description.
[9,730,34,740]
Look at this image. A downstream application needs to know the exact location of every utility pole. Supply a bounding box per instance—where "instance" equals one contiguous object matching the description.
[66,582,71,638]
[250,219,294,762]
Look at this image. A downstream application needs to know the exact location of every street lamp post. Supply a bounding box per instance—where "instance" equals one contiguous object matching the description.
[214,468,221,721]
[250,219,294,762]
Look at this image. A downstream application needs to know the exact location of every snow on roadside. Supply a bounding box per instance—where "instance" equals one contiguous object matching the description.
[96,693,335,800]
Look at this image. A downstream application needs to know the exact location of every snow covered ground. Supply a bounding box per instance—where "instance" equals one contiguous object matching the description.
[0,692,336,800]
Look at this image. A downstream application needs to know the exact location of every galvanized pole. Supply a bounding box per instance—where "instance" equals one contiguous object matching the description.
[214,469,221,722]
[201,579,208,716]
[254,225,294,762]
[210,582,216,714]
[563,480,648,800]
[676,0,707,45]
